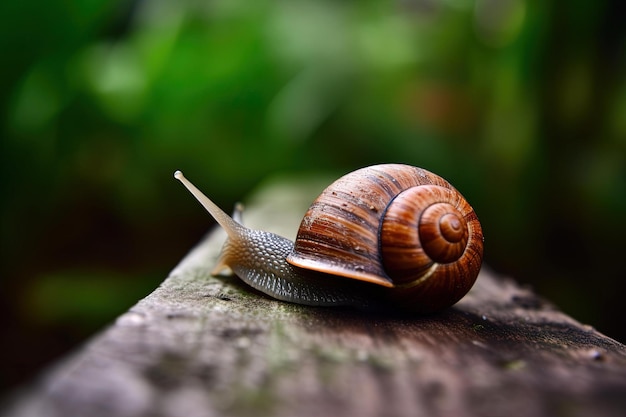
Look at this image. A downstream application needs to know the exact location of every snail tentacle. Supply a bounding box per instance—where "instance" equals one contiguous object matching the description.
[174,170,243,238]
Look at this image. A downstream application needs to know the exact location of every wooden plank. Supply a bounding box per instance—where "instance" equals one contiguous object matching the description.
[3,174,626,417]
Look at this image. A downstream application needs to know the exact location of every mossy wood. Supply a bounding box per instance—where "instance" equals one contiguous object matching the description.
[3,175,626,417]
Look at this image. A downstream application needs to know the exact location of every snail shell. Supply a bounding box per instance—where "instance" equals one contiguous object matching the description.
[287,164,483,312]
[175,164,483,312]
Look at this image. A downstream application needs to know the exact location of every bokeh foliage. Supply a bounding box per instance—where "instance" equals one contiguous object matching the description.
[1,0,624,390]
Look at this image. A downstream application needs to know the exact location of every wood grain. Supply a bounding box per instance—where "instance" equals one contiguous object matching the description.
[3,175,625,417]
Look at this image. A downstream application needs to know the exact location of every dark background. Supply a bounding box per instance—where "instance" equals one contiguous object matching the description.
[1,0,624,395]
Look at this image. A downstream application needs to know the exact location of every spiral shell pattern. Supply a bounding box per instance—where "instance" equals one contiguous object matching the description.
[286,164,483,312]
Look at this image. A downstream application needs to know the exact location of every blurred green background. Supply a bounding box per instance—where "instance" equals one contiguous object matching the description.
[1,0,624,393]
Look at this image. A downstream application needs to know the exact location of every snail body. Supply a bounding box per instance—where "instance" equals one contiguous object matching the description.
[174,164,483,312]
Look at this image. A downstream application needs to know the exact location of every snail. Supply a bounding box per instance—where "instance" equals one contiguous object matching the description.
[174,164,483,312]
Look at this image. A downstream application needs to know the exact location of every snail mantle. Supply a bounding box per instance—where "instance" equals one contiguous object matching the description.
[3,171,625,417]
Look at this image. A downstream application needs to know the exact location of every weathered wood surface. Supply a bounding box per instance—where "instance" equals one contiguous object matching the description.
[3,175,626,417]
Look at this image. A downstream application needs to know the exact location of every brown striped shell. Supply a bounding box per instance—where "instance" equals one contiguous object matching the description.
[286,164,484,312]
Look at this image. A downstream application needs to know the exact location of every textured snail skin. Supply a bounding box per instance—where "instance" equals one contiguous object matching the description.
[216,229,379,308]
[175,164,483,313]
